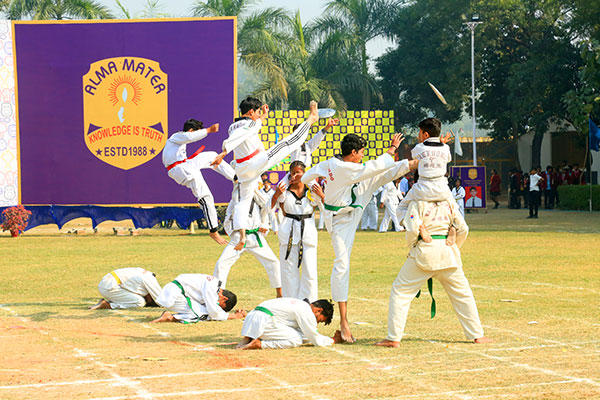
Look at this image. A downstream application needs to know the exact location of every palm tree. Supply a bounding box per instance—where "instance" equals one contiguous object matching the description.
[7,0,113,19]
[312,0,398,109]
[191,0,290,105]
[114,0,169,19]
[280,10,346,110]
[190,0,256,18]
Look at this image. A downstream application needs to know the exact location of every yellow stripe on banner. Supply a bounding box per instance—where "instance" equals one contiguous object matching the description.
[110,271,122,285]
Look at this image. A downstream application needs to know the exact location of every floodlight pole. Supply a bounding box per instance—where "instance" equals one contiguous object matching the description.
[465,18,482,166]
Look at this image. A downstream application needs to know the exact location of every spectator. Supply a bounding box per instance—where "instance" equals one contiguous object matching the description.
[522,172,530,208]
[527,168,541,219]
[489,169,501,209]
[508,169,519,209]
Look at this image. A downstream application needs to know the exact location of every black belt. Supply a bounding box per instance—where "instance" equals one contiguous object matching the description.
[284,213,313,268]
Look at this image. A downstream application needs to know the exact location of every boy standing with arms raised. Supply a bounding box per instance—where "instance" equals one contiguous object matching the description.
[302,133,417,342]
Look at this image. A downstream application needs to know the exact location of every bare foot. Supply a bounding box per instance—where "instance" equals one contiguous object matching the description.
[209,231,228,245]
[445,225,457,246]
[375,339,400,348]
[474,337,493,344]
[240,338,262,350]
[151,311,176,323]
[419,224,432,243]
[340,321,356,343]
[236,337,252,349]
[306,100,319,124]
[89,299,111,310]
[233,230,246,251]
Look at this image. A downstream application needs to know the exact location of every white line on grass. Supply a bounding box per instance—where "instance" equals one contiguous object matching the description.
[87,379,353,400]
[526,281,600,295]
[368,379,579,399]
[0,304,158,399]
[481,325,583,349]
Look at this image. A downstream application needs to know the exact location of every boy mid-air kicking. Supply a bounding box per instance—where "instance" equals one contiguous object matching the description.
[211,98,319,251]
[162,119,235,245]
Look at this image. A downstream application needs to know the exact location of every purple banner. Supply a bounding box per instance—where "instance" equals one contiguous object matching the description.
[14,19,235,205]
[450,166,487,209]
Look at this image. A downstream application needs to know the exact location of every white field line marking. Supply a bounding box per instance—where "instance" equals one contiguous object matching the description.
[428,339,600,387]
[470,285,535,296]
[485,340,600,352]
[526,281,600,295]
[112,311,171,338]
[0,304,158,399]
[481,325,583,349]
[259,370,331,400]
[87,379,353,400]
[350,297,600,387]
[371,379,578,400]
[74,348,156,399]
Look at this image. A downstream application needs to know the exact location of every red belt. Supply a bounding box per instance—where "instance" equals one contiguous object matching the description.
[235,149,260,164]
[166,145,205,171]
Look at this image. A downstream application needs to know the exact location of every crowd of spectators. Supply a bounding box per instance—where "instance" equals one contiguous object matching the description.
[509,162,586,210]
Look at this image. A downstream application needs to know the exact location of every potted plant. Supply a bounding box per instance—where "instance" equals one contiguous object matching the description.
[1,205,32,237]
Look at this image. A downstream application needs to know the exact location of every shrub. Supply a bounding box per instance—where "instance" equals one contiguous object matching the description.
[557,185,600,211]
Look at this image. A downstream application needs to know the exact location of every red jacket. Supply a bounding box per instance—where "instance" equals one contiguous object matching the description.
[489,174,501,192]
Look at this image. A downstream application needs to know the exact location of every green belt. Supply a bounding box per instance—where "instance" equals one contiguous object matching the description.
[254,306,273,316]
[415,278,436,319]
[244,228,263,248]
[172,280,201,324]
[418,234,448,241]
[324,183,363,212]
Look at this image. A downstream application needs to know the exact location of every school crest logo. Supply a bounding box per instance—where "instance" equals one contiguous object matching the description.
[468,168,478,180]
[83,57,168,170]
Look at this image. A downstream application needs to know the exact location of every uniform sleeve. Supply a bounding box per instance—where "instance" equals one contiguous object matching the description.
[444,144,452,163]
[304,129,325,154]
[403,201,422,248]
[203,281,229,321]
[141,271,163,301]
[302,161,329,184]
[368,159,410,190]
[167,129,208,145]
[296,307,334,347]
[222,120,262,153]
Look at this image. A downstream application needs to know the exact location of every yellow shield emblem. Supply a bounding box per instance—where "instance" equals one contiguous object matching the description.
[83,57,168,170]
[468,168,478,180]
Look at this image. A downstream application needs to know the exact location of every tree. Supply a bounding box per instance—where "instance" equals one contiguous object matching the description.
[7,0,113,19]
[191,0,290,105]
[312,0,398,109]
[376,0,470,127]
[473,0,580,167]
[114,0,170,19]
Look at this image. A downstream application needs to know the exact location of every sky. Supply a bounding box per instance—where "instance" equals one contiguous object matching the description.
[96,0,393,63]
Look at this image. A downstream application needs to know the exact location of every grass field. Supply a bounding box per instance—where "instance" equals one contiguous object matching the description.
[1,207,599,399]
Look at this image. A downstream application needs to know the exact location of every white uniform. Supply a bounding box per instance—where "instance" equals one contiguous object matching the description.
[262,186,279,233]
[213,182,281,289]
[156,273,228,323]
[378,181,403,232]
[302,154,411,301]
[97,267,162,309]
[277,186,319,302]
[221,118,312,231]
[397,137,454,221]
[452,186,466,216]
[162,128,235,231]
[361,186,382,230]
[386,200,484,341]
[241,298,334,349]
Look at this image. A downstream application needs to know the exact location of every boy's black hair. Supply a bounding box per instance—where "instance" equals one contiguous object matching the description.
[311,299,334,325]
[418,118,441,137]
[340,134,367,156]
[183,118,203,132]
[289,160,306,171]
[239,97,263,115]
[221,289,237,312]
[469,186,477,192]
